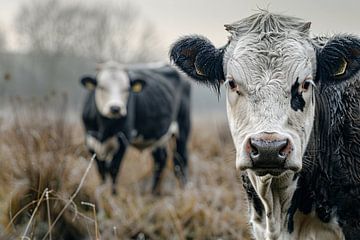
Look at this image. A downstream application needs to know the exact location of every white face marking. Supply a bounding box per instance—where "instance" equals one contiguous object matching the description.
[224,34,316,173]
[95,62,130,118]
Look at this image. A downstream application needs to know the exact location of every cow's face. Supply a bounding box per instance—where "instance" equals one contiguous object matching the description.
[170,12,360,177]
[94,67,131,118]
[223,35,316,175]
[80,62,145,119]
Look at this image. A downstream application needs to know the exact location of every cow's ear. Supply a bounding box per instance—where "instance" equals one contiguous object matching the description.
[169,35,225,90]
[130,79,146,93]
[80,76,97,90]
[317,35,360,85]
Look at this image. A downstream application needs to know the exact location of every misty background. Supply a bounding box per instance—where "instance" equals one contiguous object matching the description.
[0,0,359,119]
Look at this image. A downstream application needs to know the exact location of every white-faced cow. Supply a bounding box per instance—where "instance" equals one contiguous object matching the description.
[170,11,360,240]
[80,61,191,195]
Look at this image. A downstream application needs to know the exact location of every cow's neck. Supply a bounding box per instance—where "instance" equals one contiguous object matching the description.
[247,171,297,240]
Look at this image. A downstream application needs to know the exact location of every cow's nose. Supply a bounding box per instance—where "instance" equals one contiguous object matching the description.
[248,133,291,169]
[110,106,121,115]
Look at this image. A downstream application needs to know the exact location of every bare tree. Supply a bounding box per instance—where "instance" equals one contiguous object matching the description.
[15,0,160,62]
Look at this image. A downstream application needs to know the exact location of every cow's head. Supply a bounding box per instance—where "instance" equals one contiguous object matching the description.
[80,61,145,118]
[170,12,360,177]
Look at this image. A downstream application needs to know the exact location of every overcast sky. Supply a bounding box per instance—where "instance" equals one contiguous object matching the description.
[1,0,360,57]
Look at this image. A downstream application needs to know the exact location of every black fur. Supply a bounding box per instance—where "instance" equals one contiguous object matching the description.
[287,75,360,239]
[290,78,306,112]
[80,65,191,195]
[316,35,360,86]
[169,35,225,93]
[289,35,360,237]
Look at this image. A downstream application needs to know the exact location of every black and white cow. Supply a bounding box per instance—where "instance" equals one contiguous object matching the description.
[80,61,191,195]
[170,11,360,240]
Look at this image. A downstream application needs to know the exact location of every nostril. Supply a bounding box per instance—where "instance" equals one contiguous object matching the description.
[278,139,290,159]
[249,139,260,160]
[278,151,287,158]
[250,149,259,159]
[278,150,287,159]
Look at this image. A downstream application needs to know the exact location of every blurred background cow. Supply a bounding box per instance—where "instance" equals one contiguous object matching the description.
[80,61,191,195]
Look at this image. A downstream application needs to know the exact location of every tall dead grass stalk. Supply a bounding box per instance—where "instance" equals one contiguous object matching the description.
[81,201,99,240]
[45,189,52,240]
[41,154,96,240]
[21,188,48,239]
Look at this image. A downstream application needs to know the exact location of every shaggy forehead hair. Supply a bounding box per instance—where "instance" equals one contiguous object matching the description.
[223,11,314,82]
[225,11,311,36]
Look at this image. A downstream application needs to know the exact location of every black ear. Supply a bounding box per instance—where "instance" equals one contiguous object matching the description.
[80,75,97,90]
[316,35,360,85]
[169,35,225,90]
[130,79,146,93]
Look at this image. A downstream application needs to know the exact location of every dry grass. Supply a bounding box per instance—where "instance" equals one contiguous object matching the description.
[0,98,251,240]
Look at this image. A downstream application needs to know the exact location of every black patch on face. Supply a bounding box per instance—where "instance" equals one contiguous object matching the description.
[291,78,305,111]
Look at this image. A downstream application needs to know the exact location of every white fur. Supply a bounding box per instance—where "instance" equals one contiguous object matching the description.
[225,35,316,173]
[131,121,179,150]
[86,122,178,159]
[95,62,130,118]
[86,134,119,161]
[291,211,345,240]
[247,171,297,240]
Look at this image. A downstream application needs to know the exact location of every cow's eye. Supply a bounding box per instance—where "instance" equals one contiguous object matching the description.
[301,80,314,92]
[231,81,243,96]
[226,79,242,95]
[228,79,237,90]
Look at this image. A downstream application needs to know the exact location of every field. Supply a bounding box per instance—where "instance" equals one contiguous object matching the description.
[0,98,251,240]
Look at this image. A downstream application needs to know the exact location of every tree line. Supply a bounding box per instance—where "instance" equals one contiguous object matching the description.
[2,0,160,62]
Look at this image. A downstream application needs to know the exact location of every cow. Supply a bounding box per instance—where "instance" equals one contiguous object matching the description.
[80,61,191,195]
[170,11,360,240]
